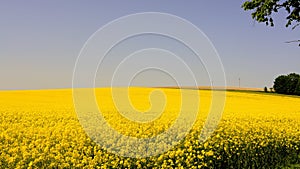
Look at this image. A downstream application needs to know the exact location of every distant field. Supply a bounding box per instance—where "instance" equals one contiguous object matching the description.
[156,86,264,91]
[0,88,299,168]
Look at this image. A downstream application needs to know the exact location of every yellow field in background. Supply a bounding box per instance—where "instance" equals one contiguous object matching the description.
[0,88,300,168]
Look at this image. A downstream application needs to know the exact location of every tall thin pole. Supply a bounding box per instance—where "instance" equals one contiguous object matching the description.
[238,78,241,88]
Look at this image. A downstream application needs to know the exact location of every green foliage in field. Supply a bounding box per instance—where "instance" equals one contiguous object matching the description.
[274,73,300,95]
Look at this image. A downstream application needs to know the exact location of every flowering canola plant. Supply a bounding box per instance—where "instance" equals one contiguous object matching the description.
[0,88,300,168]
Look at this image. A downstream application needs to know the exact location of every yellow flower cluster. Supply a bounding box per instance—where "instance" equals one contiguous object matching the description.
[0,88,299,168]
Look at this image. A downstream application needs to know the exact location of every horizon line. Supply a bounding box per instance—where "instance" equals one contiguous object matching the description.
[0,86,264,92]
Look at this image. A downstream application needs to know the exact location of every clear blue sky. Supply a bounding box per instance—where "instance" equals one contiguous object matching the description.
[1,1,299,90]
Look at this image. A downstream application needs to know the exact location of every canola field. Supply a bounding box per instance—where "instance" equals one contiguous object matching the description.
[0,88,300,168]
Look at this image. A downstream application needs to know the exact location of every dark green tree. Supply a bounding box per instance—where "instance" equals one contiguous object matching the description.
[273,73,300,95]
[264,86,268,92]
[242,0,300,45]
[286,73,300,94]
[295,77,300,95]
[273,75,288,94]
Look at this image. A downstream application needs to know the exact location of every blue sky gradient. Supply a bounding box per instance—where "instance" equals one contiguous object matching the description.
[1,1,299,89]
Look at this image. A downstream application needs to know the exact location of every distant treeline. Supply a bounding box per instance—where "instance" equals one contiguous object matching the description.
[273,73,300,96]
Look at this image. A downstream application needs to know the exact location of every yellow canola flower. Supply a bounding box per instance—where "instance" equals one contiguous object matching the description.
[0,88,299,168]
[205,150,214,156]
